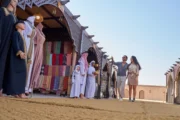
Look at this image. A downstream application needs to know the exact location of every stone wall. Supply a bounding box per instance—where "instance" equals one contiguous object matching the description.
[124,85,166,101]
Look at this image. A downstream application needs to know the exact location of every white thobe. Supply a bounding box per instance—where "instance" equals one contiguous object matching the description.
[79,61,87,95]
[85,66,96,99]
[23,21,35,93]
[70,71,81,98]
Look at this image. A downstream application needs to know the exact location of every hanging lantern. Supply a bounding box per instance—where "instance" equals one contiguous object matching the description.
[34,8,43,23]
[34,13,44,23]
[95,64,99,68]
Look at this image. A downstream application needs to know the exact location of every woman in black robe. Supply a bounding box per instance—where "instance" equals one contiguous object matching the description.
[4,21,27,98]
[0,0,18,95]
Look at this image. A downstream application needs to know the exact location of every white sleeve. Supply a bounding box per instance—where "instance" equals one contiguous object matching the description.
[71,72,75,83]
[80,62,85,75]
[91,68,95,74]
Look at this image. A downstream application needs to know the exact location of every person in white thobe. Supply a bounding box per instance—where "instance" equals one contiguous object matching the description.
[70,65,81,98]
[23,16,36,94]
[78,52,88,98]
[85,61,97,99]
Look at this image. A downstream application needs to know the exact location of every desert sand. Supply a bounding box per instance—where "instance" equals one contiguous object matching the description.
[0,97,180,120]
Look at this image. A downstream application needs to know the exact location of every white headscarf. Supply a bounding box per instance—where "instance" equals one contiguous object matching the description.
[88,61,96,75]
[74,65,80,73]
[78,53,88,72]
[72,65,80,83]
[27,16,35,26]
[89,61,95,67]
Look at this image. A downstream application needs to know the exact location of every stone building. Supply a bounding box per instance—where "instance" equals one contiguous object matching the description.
[165,59,180,104]
[124,85,166,101]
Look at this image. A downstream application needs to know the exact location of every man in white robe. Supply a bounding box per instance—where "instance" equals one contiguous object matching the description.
[23,16,36,94]
[85,61,97,99]
[78,52,88,98]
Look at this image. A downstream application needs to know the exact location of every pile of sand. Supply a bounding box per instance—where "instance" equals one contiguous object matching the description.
[0,98,180,120]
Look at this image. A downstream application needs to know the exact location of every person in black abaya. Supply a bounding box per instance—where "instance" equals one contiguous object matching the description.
[0,0,18,96]
[4,21,27,99]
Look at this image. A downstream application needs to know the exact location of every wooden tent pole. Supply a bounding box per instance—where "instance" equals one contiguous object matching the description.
[67,47,77,95]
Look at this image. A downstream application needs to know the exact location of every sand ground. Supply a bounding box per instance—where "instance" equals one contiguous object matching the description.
[0,97,180,120]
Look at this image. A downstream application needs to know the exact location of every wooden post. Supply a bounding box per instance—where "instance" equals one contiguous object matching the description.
[67,47,77,95]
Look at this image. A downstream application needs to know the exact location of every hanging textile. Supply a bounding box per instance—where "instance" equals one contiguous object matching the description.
[60,41,64,54]
[66,54,72,66]
[59,65,66,76]
[46,42,52,54]
[49,54,52,65]
[59,54,63,65]
[65,66,70,76]
[55,66,59,76]
[59,77,64,92]
[52,66,56,76]
[42,76,48,89]
[47,76,52,90]
[63,54,67,65]
[52,54,56,65]
[64,41,73,54]
[56,54,59,65]
[54,76,60,90]
[63,77,69,91]
[48,66,52,76]
[46,54,50,65]
[50,76,55,90]
[44,65,49,75]
[53,41,61,54]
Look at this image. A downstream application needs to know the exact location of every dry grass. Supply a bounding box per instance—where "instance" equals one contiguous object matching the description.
[0,97,180,120]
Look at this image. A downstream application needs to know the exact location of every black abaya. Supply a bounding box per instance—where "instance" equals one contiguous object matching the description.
[0,1,17,90]
[4,31,26,95]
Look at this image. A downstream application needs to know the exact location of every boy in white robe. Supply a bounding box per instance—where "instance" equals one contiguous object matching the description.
[70,65,81,98]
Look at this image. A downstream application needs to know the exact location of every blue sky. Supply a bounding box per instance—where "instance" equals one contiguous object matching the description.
[67,0,180,86]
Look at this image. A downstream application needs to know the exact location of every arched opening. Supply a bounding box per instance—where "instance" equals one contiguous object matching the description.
[16,4,74,96]
[125,89,129,98]
[167,75,174,103]
[139,90,145,99]
[87,47,98,66]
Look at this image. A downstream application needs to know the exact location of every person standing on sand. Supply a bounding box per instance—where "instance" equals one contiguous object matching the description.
[70,65,81,99]
[3,21,27,99]
[0,0,18,96]
[78,52,89,99]
[127,56,141,102]
[113,55,128,101]
[85,61,98,99]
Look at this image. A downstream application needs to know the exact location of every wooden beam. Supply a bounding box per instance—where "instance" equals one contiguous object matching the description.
[61,0,70,5]
[41,6,66,30]
[88,35,95,39]
[98,47,103,50]
[81,26,88,30]
[93,42,99,44]
[72,15,80,20]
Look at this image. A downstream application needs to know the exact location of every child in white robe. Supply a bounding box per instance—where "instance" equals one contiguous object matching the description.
[70,65,81,98]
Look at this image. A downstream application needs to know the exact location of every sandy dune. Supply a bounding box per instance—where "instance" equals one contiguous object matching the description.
[0,98,180,120]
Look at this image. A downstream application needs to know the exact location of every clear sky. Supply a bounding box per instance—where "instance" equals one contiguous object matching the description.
[66,0,180,86]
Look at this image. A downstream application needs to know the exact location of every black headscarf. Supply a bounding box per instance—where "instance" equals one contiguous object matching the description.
[1,0,11,7]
